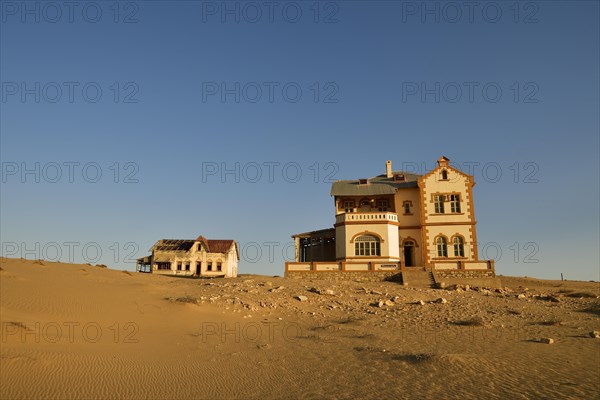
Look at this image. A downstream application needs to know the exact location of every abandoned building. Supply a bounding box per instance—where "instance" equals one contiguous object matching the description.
[136,235,239,278]
[287,157,494,281]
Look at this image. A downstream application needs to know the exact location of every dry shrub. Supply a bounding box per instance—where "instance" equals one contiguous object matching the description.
[354,333,376,339]
[6,321,29,330]
[173,296,198,304]
[337,316,366,325]
[566,292,597,298]
[578,303,600,316]
[452,316,485,326]
[392,352,438,364]
[531,320,562,326]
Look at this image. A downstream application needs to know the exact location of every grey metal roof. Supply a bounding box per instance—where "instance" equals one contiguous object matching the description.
[291,228,335,238]
[330,172,421,196]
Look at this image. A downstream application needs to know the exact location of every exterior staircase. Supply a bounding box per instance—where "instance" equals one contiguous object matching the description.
[401,268,436,288]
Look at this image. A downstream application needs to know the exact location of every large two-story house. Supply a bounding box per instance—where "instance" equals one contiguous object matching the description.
[287,157,493,277]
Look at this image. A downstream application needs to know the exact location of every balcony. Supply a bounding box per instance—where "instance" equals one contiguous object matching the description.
[335,212,398,224]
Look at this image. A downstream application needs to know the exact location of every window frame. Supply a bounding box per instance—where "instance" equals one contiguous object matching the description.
[434,195,445,214]
[453,236,465,257]
[342,200,355,213]
[376,199,389,212]
[436,236,448,257]
[450,194,461,213]
[354,235,381,257]
[403,200,412,215]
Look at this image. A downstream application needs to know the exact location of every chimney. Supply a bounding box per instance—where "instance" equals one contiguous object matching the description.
[386,160,392,178]
[437,156,450,167]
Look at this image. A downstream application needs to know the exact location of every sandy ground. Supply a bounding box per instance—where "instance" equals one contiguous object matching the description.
[1,258,599,399]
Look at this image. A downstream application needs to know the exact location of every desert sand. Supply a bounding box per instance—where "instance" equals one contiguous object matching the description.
[1,257,598,399]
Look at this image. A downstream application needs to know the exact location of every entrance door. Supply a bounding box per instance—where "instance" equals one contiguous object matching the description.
[403,241,415,267]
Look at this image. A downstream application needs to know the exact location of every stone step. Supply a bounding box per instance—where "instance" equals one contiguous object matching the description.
[401,270,435,288]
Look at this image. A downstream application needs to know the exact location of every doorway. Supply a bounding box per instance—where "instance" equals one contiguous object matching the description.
[403,241,415,267]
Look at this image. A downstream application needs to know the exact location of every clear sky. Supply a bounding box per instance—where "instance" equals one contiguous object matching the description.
[1,0,598,281]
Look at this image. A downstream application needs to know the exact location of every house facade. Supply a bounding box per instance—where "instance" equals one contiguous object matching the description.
[287,157,493,277]
[136,235,239,278]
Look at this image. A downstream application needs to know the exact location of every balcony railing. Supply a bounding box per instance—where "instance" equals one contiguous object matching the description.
[335,212,398,224]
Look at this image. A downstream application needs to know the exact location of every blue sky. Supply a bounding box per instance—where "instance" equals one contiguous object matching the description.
[1,0,598,281]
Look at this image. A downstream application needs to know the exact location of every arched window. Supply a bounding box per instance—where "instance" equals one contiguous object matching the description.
[436,236,448,257]
[453,236,465,257]
[355,235,381,256]
[441,170,448,180]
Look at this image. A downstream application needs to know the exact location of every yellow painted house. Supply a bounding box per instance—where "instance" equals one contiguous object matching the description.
[287,157,494,281]
[137,235,239,278]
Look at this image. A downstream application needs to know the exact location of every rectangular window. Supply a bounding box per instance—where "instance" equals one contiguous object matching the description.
[217,262,222,271]
[450,194,461,213]
[354,239,380,256]
[177,262,182,270]
[377,199,388,211]
[207,262,212,271]
[343,200,354,213]
[403,201,411,214]
[434,195,445,214]
[185,262,190,271]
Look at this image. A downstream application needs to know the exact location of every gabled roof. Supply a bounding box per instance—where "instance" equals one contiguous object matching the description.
[417,157,474,185]
[330,171,421,196]
[151,236,239,259]
[153,239,195,252]
[205,240,236,254]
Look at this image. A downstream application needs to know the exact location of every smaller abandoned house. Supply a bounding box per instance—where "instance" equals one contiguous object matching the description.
[136,235,239,278]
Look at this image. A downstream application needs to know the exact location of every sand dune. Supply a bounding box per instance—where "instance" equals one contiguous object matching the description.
[1,258,599,399]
